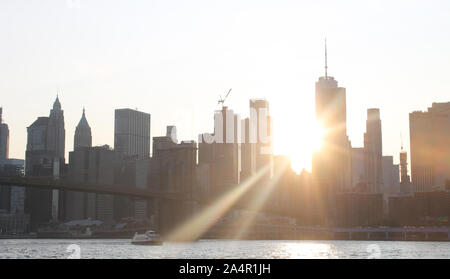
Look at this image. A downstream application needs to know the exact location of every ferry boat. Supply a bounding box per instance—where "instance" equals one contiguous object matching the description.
[131,230,163,245]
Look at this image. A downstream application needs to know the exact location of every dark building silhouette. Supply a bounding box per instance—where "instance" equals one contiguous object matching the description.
[240,117,256,182]
[0,109,25,218]
[62,108,93,222]
[389,191,450,226]
[198,106,241,196]
[381,155,400,196]
[249,99,273,181]
[399,146,412,194]
[114,109,150,158]
[312,42,352,193]
[409,102,450,192]
[25,96,65,230]
[364,108,383,193]
[0,107,9,160]
[152,127,196,194]
[336,193,383,227]
[63,145,117,223]
[113,156,151,221]
[74,108,92,150]
[312,42,352,225]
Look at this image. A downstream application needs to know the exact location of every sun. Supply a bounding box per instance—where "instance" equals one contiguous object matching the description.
[275,118,324,174]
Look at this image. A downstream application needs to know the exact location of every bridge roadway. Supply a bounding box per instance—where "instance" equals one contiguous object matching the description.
[0,176,190,201]
[205,224,450,240]
[209,224,450,234]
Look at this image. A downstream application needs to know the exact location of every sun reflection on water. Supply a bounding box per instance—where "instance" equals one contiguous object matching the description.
[281,242,338,259]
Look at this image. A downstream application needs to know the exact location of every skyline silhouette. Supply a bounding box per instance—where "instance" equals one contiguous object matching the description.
[1,1,450,173]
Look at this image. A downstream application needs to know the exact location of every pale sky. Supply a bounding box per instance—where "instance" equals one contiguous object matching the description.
[1,0,449,172]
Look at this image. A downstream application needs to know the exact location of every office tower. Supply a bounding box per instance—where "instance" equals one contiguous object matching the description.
[240,117,257,182]
[152,127,196,231]
[114,109,151,158]
[166,125,177,143]
[61,108,93,221]
[249,99,273,180]
[409,102,450,191]
[46,96,65,164]
[64,145,117,222]
[364,108,383,193]
[399,145,411,194]
[0,108,10,159]
[114,155,152,221]
[382,156,400,195]
[312,41,352,192]
[152,126,197,193]
[74,108,92,150]
[351,147,367,190]
[0,159,25,214]
[25,96,66,230]
[400,148,409,183]
[199,106,241,195]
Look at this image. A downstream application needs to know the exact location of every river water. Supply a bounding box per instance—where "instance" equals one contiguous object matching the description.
[0,239,449,259]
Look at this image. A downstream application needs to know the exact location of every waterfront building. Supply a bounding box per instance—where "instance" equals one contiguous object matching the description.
[0,159,25,214]
[64,145,117,223]
[409,102,450,191]
[0,210,30,234]
[335,192,383,227]
[63,108,93,222]
[25,96,65,230]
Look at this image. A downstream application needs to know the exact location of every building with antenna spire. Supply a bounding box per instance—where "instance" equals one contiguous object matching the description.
[25,95,66,230]
[313,40,352,193]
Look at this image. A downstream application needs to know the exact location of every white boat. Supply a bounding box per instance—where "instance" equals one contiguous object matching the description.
[131,230,163,245]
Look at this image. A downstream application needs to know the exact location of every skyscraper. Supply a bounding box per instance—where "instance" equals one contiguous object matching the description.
[46,96,65,164]
[399,146,412,194]
[65,145,117,222]
[249,99,273,180]
[409,102,450,191]
[114,109,151,158]
[351,147,367,189]
[364,108,383,193]
[61,108,93,222]
[198,106,241,195]
[0,107,9,160]
[74,108,92,150]
[240,117,257,182]
[381,156,400,195]
[312,41,352,192]
[25,96,66,230]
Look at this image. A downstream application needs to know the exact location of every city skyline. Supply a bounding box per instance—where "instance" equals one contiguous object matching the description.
[2,1,450,173]
[1,1,450,261]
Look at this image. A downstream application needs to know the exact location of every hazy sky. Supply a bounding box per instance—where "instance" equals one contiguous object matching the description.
[1,0,449,172]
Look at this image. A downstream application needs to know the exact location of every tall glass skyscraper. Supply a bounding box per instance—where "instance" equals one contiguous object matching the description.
[114,108,151,158]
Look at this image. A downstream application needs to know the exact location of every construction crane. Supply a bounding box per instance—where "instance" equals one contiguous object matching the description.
[218,88,232,108]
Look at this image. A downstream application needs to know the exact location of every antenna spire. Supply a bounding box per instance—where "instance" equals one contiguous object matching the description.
[400,132,404,151]
[325,38,328,78]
